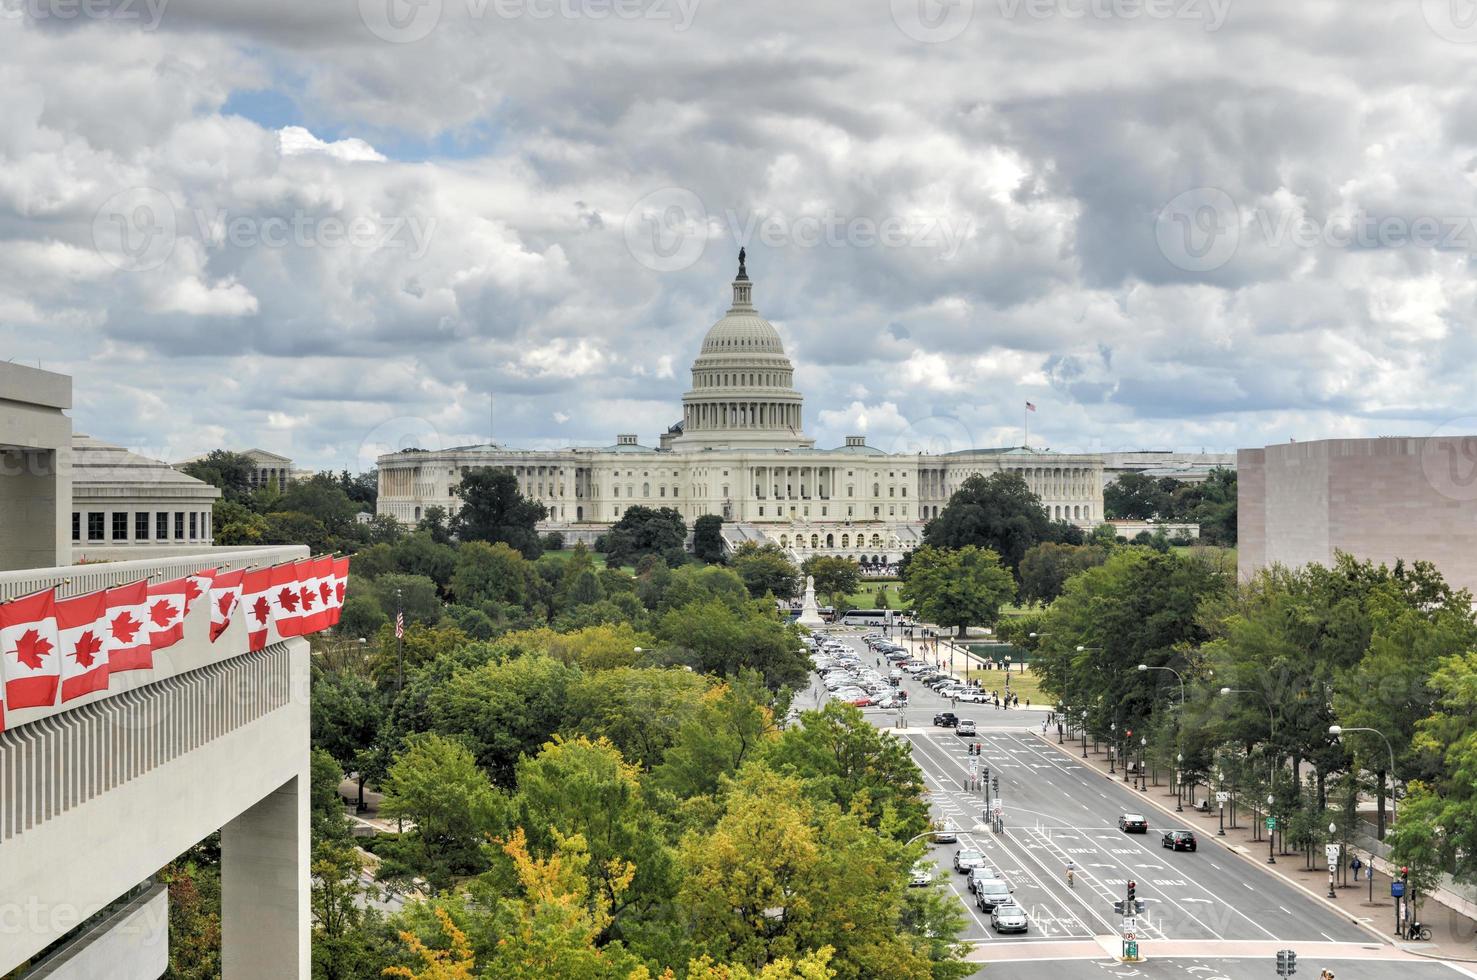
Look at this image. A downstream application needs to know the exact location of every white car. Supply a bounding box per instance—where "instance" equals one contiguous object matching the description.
[909,861,934,887]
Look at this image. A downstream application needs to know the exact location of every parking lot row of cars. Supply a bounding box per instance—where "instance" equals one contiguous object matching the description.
[806,632,906,709]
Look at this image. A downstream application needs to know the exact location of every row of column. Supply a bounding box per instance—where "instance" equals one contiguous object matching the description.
[751,464,835,501]
[686,401,799,431]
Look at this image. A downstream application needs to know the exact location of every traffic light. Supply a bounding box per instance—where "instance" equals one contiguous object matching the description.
[1126,881,1136,903]
[1125,728,1133,739]
[982,766,990,782]
[1276,949,1298,976]
[1112,900,1126,915]
[992,775,999,793]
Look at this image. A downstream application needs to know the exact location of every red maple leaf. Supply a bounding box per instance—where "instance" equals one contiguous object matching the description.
[217,592,236,618]
[277,588,299,613]
[336,582,345,603]
[318,581,332,606]
[184,578,204,604]
[149,599,177,627]
[299,586,316,609]
[9,628,54,671]
[110,610,141,644]
[72,630,103,669]
[252,595,271,625]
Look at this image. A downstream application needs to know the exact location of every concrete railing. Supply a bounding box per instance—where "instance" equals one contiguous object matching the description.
[0,545,304,602]
[0,545,308,733]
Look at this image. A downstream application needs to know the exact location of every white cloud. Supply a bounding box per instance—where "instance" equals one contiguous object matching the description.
[277,126,386,163]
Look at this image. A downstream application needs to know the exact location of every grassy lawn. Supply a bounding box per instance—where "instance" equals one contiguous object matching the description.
[944,663,1051,706]
[839,580,904,608]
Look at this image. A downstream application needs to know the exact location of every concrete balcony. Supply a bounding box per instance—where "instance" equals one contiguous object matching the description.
[0,546,311,979]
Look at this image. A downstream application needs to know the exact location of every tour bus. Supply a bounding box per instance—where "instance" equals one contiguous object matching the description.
[840,608,898,628]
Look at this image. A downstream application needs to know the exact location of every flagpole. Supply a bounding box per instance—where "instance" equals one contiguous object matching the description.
[1024,404,1029,450]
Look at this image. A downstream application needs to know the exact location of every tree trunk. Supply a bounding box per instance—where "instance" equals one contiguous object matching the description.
[357,773,367,812]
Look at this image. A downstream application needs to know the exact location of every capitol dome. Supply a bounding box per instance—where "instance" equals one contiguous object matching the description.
[671,251,813,452]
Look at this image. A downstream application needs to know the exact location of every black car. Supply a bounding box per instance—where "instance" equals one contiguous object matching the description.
[933,712,958,728]
[1118,813,1149,833]
[1162,829,1197,851]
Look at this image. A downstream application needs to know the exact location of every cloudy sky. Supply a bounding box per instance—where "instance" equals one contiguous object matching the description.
[4,0,1477,471]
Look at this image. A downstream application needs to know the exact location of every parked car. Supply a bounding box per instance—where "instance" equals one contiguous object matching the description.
[956,719,978,737]
[908,861,933,887]
[956,690,989,703]
[1119,813,1150,834]
[953,848,986,873]
[975,878,1013,912]
[1162,829,1197,851]
[966,866,1000,894]
[989,901,1029,933]
[933,712,958,728]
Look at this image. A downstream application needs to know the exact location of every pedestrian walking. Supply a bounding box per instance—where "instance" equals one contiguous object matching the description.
[1041,718,1048,734]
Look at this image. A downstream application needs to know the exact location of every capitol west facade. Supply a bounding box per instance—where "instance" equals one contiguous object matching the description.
[377,258,1105,562]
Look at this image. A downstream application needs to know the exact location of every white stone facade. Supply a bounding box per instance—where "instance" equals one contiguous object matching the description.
[377,261,1105,558]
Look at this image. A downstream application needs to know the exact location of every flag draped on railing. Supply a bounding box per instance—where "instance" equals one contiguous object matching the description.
[0,556,349,727]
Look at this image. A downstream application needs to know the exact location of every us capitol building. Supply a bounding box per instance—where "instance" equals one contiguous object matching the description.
[377,255,1105,562]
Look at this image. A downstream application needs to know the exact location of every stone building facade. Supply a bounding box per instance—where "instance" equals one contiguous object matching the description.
[377,260,1105,562]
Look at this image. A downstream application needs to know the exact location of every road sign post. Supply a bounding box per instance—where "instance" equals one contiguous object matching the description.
[1217,791,1229,836]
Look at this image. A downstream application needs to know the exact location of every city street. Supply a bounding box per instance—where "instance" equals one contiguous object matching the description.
[815,629,1477,980]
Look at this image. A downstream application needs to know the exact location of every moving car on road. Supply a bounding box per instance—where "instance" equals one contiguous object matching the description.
[933,711,958,728]
[966,866,1001,894]
[908,861,933,887]
[1162,829,1197,851]
[932,822,959,844]
[1118,813,1150,833]
[956,719,977,737]
[952,848,986,873]
[974,878,1013,912]
[989,901,1029,933]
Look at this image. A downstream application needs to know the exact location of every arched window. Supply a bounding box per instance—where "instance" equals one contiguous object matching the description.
[871,534,882,547]
[811,534,819,548]
[841,534,850,548]
[826,533,834,547]
[643,483,650,497]
[780,535,788,547]
[414,506,421,521]
[872,482,880,496]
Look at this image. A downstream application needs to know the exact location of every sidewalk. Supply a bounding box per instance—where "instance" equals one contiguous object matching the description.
[1033,731,1477,962]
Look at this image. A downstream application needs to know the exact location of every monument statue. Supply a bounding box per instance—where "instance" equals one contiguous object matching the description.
[797,573,824,627]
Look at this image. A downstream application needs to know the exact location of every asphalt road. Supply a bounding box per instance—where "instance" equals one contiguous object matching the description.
[811,629,1474,980]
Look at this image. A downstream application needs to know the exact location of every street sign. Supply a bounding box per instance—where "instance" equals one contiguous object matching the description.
[1216,791,1229,804]
[990,799,1002,814]
[969,759,978,774]
[1325,844,1340,863]
[1121,917,1137,932]
[1391,881,1405,898]
[1266,816,1277,830]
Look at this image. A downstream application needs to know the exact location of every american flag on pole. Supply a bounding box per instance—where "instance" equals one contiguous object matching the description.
[1025,401,1037,412]
[395,610,404,639]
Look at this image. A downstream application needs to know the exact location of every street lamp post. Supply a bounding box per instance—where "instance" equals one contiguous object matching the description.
[1329,725,1398,834]
[1221,686,1277,790]
[1137,663,1186,707]
[1081,710,1089,758]
[1175,753,1184,812]
[1266,794,1276,864]
[1109,722,1117,773]
[1335,820,1347,897]
[1139,737,1147,791]
[1217,768,1226,835]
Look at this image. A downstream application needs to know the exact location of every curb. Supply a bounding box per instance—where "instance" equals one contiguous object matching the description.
[1031,731,1399,951]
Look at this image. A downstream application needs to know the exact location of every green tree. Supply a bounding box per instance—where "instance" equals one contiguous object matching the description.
[693,515,726,564]
[379,733,508,890]
[597,506,688,567]
[417,504,454,544]
[923,471,1067,573]
[1017,542,1107,606]
[370,574,443,627]
[312,672,386,811]
[657,598,809,688]
[449,540,531,608]
[425,654,578,784]
[180,449,259,502]
[277,474,361,537]
[451,468,548,558]
[1385,782,1445,912]
[730,542,799,600]
[262,510,332,552]
[652,672,782,799]
[899,545,1015,637]
[1103,472,1169,520]
[563,667,710,770]
[800,555,861,608]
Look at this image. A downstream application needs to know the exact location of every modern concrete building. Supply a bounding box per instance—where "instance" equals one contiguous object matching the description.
[2,366,310,979]
[1238,436,1477,595]
[71,434,221,560]
[377,258,1106,563]
[0,363,72,572]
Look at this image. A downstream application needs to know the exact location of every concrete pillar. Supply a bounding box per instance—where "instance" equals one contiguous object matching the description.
[222,773,308,980]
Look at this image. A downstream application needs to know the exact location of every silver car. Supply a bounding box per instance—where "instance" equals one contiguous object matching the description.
[990,901,1029,933]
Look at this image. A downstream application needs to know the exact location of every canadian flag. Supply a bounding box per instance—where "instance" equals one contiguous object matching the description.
[269,561,306,639]
[186,568,216,615]
[1,589,62,710]
[146,577,192,652]
[57,590,111,701]
[295,558,325,635]
[107,581,152,672]
[242,567,276,651]
[209,569,245,642]
[300,555,337,634]
[328,556,350,626]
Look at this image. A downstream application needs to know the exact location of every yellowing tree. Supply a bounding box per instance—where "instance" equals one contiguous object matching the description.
[384,906,476,980]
